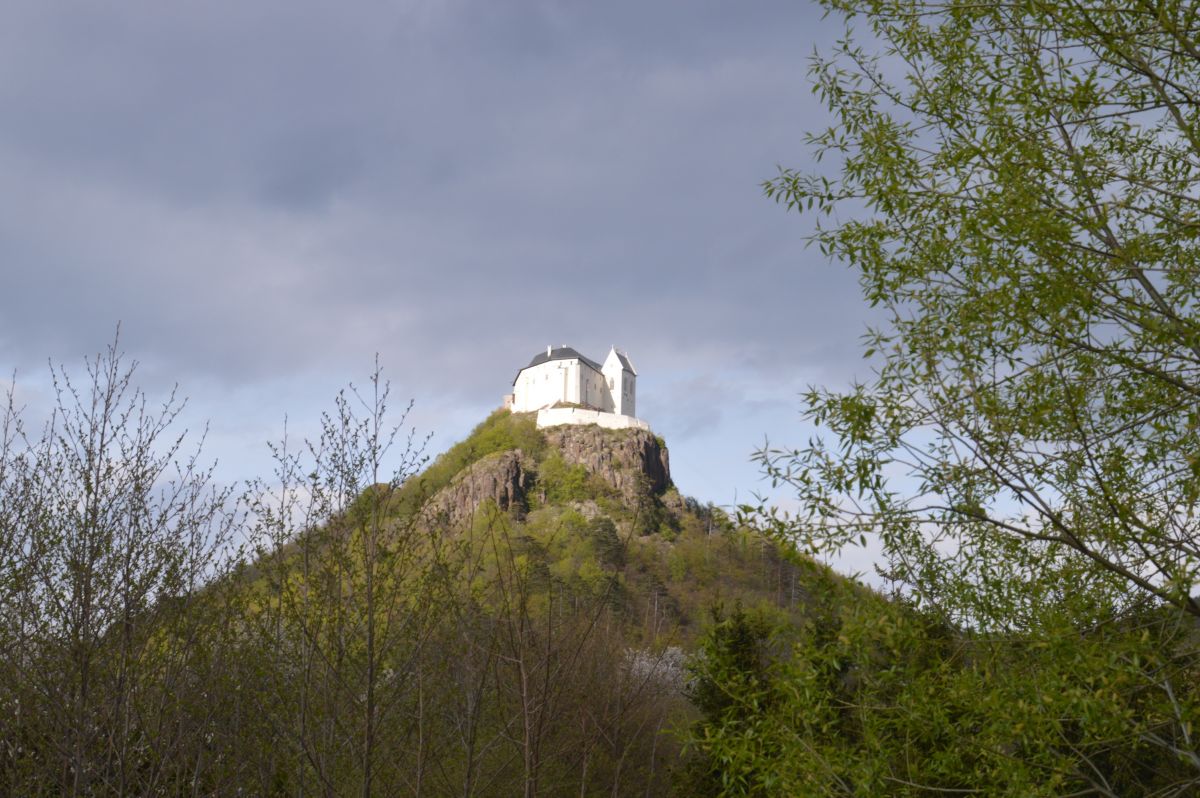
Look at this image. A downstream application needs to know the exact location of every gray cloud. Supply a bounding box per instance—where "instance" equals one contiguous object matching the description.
[0,0,874,501]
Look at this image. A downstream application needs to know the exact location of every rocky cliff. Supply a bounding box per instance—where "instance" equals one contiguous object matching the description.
[543,425,670,502]
[421,415,671,530]
[422,449,535,530]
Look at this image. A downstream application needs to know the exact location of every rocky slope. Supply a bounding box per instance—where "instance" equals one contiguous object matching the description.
[421,413,673,531]
[543,425,670,501]
[423,450,534,529]
[401,407,819,641]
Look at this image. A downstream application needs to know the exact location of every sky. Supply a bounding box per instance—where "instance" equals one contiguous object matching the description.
[0,0,881,573]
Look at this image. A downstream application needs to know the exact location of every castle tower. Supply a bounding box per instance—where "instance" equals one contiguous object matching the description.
[601,346,637,417]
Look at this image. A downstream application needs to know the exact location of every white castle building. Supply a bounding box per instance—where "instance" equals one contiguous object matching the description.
[504,345,649,431]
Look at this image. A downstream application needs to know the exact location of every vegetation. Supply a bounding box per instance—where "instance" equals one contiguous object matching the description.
[0,343,809,796]
[677,0,1200,794]
[8,2,1197,794]
[532,452,607,505]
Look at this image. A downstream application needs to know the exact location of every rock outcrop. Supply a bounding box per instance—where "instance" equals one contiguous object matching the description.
[542,425,671,504]
[424,450,533,529]
[422,422,672,531]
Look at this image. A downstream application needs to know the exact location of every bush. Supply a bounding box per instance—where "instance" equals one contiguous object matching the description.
[536,452,598,504]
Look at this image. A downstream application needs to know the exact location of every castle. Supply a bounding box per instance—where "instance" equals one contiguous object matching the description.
[504,345,649,431]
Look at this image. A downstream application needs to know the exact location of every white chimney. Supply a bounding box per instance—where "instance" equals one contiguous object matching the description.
[547,345,552,356]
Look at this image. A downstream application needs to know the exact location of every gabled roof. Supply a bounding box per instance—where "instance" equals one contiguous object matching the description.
[514,346,603,385]
[602,346,637,376]
[613,349,637,376]
[526,346,603,372]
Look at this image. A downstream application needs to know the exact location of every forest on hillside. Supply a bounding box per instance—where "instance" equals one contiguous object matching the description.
[0,350,823,796]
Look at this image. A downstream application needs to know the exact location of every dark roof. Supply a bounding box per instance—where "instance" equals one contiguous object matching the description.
[613,350,636,375]
[513,346,603,385]
[525,346,603,372]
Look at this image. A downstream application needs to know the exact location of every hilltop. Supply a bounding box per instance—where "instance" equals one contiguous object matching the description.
[395,408,821,640]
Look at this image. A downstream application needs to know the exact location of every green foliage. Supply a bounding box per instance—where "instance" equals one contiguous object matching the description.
[711,0,1200,793]
[686,604,779,734]
[631,494,675,538]
[535,451,607,504]
[587,516,625,570]
[677,605,789,797]
[681,578,1200,796]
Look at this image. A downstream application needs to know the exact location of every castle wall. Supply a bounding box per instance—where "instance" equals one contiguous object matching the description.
[511,350,636,416]
[601,367,634,416]
[600,350,636,417]
[564,361,580,405]
[581,367,607,411]
[618,371,635,416]
[535,407,650,431]
[514,359,614,412]
[511,361,572,412]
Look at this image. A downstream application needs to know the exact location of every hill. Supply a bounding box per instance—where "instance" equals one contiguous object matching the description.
[219,408,828,796]
[0,397,841,798]
[407,409,817,640]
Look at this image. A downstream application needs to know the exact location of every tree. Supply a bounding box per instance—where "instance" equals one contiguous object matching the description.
[0,338,239,796]
[744,0,1200,792]
[765,0,1200,623]
[676,604,783,797]
[243,361,434,797]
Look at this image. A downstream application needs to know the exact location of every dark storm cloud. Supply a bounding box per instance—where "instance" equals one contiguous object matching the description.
[0,0,871,428]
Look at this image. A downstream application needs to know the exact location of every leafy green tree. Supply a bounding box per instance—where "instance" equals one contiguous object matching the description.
[770,0,1200,628]
[677,605,782,797]
[586,516,625,571]
[739,0,1200,792]
[766,0,1200,624]
[680,573,1200,795]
